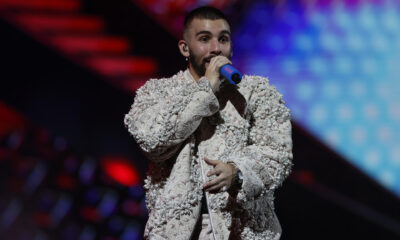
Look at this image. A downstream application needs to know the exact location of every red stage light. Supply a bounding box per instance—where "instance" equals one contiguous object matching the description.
[86,56,157,77]
[0,102,26,138]
[101,157,140,187]
[56,174,77,189]
[122,200,143,216]
[33,212,52,227]
[292,170,315,185]
[0,0,81,11]
[80,206,102,222]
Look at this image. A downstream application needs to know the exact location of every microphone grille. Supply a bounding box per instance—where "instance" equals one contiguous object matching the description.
[232,73,242,84]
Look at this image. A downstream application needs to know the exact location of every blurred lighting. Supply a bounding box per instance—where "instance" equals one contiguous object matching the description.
[296,81,314,101]
[319,33,339,52]
[85,188,102,205]
[122,200,143,216]
[233,0,400,195]
[282,58,300,75]
[121,222,141,240]
[98,191,118,218]
[268,35,285,51]
[308,56,327,75]
[295,33,313,52]
[101,157,140,187]
[79,158,96,185]
[24,163,47,195]
[79,226,96,240]
[51,195,72,226]
[108,216,125,234]
[54,137,67,151]
[0,199,22,231]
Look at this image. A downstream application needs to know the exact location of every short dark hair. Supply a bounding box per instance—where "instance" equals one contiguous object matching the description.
[183,6,230,37]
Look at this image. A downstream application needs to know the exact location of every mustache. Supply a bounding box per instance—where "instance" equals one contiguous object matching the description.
[203,55,218,63]
[203,54,232,63]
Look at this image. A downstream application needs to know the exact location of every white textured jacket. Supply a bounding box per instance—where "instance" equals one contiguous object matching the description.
[124,69,293,240]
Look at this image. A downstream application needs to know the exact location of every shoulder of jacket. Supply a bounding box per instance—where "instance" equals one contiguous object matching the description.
[240,75,285,103]
[136,71,186,95]
[239,75,277,93]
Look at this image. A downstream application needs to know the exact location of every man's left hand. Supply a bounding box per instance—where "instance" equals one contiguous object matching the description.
[203,157,236,193]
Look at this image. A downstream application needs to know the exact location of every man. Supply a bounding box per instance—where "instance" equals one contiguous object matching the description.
[124,6,292,240]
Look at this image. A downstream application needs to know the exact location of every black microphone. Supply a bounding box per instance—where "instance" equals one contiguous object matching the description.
[219,64,242,84]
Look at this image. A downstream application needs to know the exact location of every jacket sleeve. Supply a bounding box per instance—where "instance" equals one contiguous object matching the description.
[229,77,293,204]
[124,75,219,162]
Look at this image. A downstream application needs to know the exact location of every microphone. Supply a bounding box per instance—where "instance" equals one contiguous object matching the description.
[219,64,242,84]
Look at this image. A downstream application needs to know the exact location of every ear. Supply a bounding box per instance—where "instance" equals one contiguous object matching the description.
[178,40,190,58]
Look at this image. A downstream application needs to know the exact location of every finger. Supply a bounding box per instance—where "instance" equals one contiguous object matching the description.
[203,175,223,190]
[214,55,229,62]
[211,57,229,70]
[209,56,230,71]
[215,56,232,65]
[207,168,222,177]
[206,182,225,192]
[208,56,221,69]
[204,157,219,166]
[219,57,232,66]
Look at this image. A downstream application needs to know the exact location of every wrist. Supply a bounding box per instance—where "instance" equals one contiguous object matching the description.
[204,75,220,93]
[227,162,243,189]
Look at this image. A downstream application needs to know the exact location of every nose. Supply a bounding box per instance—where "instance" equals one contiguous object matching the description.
[210,38,221,55]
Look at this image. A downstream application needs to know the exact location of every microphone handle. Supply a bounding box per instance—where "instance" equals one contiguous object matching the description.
[219,64,242,84]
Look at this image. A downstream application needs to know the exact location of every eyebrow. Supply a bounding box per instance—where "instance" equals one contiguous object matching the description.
[195,30,231,36]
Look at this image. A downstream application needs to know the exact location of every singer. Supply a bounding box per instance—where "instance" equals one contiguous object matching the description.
[124,6,292,240]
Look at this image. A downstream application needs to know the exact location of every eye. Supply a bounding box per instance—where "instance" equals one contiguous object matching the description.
[219,36,230,43]
[199,36,209,42]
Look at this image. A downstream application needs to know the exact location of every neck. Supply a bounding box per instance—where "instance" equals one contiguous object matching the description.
[188,64,201,82]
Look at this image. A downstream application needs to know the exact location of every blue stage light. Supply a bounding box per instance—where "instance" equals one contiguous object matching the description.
[233,0,400,196]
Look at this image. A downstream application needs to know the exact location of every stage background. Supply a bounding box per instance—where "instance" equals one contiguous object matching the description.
[0,0,399,239]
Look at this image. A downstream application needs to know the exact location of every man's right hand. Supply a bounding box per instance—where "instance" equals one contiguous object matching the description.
[205,56,232,93]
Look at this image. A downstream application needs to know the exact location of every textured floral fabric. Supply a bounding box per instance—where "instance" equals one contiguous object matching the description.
[199,214,214,240]
[124,69,293,240]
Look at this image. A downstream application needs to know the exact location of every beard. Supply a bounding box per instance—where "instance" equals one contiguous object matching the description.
[188,49,232,78]
[188,48,207,77]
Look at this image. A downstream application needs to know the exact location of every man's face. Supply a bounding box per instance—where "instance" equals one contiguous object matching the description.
[185,18,232,77]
